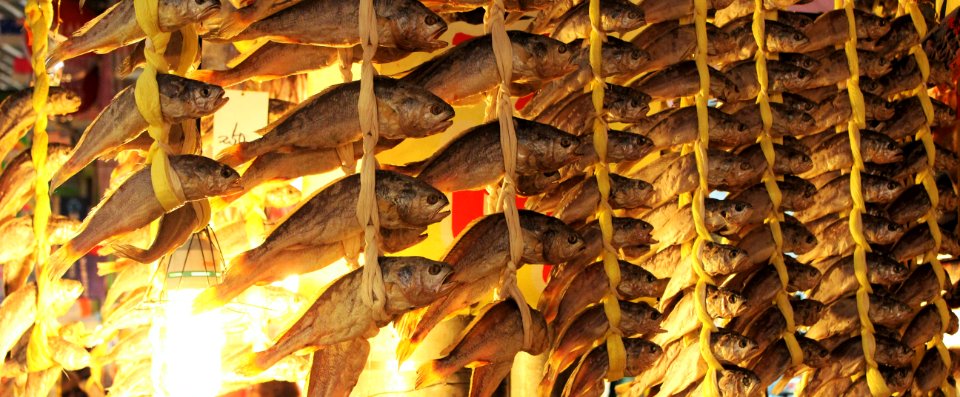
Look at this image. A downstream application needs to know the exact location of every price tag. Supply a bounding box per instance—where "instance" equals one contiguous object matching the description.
[212,89,269,157]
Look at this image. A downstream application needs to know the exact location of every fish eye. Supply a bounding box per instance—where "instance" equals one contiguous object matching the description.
[728,294,739,303]
[887,182,898,190]
[739,339,748,348]
[650,311,660,319]
[631,50,643,60]
[794,33,804,41]
[426,194,441,205]
[219,166,232,179]
[648,344,657,352]
[886,142,897,150]
[727,250,737,258]
[887,223,898,231]
[630,99,640,108]
[628,10,641,20]
[738,123,747,132]
[194,0,203,4]
[742,376,752,386]
[558,45,568,54]
[428,263,443,275]
[560,138,572,148]
[735,203,746,211]
[201,87,211,97]
[806,235,816,244]
[430,104,445,115]
[425,15,440,25]
[567,235,579,244]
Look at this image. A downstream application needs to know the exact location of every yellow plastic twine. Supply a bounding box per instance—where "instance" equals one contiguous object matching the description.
[587,0,627,379]
[485,0,533,350]
[357,0,386,319]
[904,1,954,391]
[753,0,802,367]
[24,0,56,372]
[692,0,721,393]
[836,0,888,394]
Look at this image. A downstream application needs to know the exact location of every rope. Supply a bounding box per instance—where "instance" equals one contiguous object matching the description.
[587,0,626,380]
[485,0,533,351]
[904,1,954,391]
[836,0,888,393]
[24,0,55,371]
[692,0,720,393]
[752,0,802,367]
[357,0,386,320]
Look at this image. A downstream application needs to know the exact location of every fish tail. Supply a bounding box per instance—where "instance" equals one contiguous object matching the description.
[96,260,133,276]
[238,343,289,377]
[46,242,82,281]
[415,359,452,389]
[192,284,237,314]
[394,310,424,363]
[109,244,152,264]
[380,158,429,177]
[216,142,252,168]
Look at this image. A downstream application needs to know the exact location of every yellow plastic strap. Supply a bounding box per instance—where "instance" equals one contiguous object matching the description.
[25,0,56,372]
[752,0,801,366]
[841,1,887,394]
[357,0,386,319]
[691,0,719,393]
[585,0,626,379]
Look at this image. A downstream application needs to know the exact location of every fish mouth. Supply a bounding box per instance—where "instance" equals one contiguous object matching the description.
[436,272,458,295]
[430,119,455,134]
[222,179,244,195]
[429,209,451,223]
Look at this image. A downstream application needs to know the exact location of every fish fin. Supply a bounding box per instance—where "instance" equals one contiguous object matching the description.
[186,69,222,86]
[108,244,151,263]
[217,142,251,168]
[46,242,83,281]
[394,308,425,363]
[96,260,132,276]
[380,159,429,177]
[192,284,233,314]
[236,350,269,377]
[469,362,512,397]
[415,359,452,389]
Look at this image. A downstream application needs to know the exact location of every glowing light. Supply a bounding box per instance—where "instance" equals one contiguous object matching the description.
[150,288,225,397]
[270,275,300,294]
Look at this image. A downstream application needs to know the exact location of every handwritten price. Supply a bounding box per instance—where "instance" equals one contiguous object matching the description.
[218,122,250,146]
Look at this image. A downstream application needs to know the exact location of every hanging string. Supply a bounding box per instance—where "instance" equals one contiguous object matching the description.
[357,0,386,319]
[904,2,954,393]
[587,0,627,379]
[692,0,721,393]
[836,0,888,393]
[24,0,55,372]
[485,0,533,350]
[753,0,802,367]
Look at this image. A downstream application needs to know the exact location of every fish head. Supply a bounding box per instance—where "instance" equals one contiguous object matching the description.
[517,171,561,196]
[609,176,653,209]
[603,39,650,76]
[605,86,651,123]
[534,219,585,263]
[604,1,645,32]
[711,330,759,363]
[620,302,663,335]
[781,107,818,136]
[781,92,818,114]
[380,256,456,311]
[870,254,910,285]
[515,34,579,80]
[620,263,666,298]
[798,337,830,368]
[785,223,817,254]
[866,93,897,120]
[860,76,885,97]
[623,339,662,375]
[157,74,228,120]
[717,366,761,397]
[382,173,450,227]
[863,215,904,245]
[607,131,654,163]
[780,145,814,174]
[380,227,428,253]
[864,176,905,204]
[780,52,821,72]
[612,218,654,247]
[792,299,825,326]
[716,199,753,231]
[767,23,810,53]
[381,0,448,51]
[872,296,912,326]
[779,64,814,91]
[158,0,220,31]
[707,287,747,318]
[934,100,957,124]
[786,260,822,291]
[47,87,82,114]
[881,366,914,393]
[520,121,582,171]
[865,133,903,164]
[858,12,892,39]
[170,155,243,199]
[700,242,750,276]
[391,83,455,137]
[861,52,893,77]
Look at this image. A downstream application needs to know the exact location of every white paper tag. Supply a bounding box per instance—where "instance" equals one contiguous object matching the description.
[212,90,269,157]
